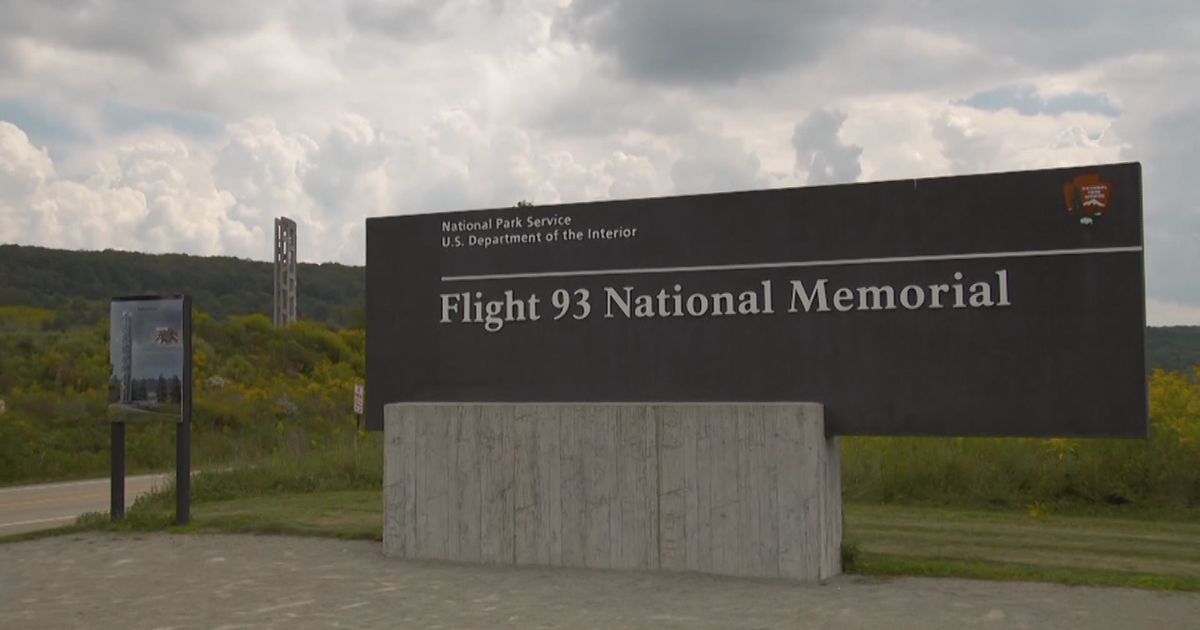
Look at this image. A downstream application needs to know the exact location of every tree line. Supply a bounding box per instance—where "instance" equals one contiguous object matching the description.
[0,244,365,330]
[5,243,1200,372]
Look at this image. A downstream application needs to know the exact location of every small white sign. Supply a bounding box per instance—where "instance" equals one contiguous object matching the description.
[353,384,364,415]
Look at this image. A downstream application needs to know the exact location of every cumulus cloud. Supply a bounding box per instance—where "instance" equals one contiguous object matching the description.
[791,109,863,185]
[0,0,278,68]
[915,0,1200,69]
[552,0,882,85]
[344,0,443,40]
[1118,106,1200,309]
[930,112,1001,175]
[0,121,243,255]
[0,110,671,264]
[0,0,1197,325]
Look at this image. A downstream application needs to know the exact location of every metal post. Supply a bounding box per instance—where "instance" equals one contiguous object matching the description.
[176,294,193,525]
[111,421,126,521]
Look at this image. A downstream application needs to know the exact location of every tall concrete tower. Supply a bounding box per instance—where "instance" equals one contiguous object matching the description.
[273,216,298,327]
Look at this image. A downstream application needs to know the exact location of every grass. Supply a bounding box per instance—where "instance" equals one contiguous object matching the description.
[68,490,384,541]
[15,448,1195,594]
[0,521,97,545]
[842,503,1200,592]
[0,443,382,544]
[0,463,167,489]
[6,370,1199,506]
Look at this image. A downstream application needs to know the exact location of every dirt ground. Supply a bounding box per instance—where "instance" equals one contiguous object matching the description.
[2,532,1197,630]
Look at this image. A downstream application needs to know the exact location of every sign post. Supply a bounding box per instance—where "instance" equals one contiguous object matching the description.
[110,420,125,520]
[107,294,193,524]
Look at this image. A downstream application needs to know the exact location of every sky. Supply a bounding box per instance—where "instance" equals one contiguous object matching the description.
[108,298,184,380]
[0,1,1197,325]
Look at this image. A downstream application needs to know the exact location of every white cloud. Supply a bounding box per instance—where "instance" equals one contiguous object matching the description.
[0,0,1197,325]
[791,109,863,186]
[0,121,244,255]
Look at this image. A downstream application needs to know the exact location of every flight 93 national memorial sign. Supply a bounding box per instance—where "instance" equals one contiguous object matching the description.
[364,162,1148,439]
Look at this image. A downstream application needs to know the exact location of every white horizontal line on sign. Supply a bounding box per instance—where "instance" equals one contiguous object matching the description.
[440,245,1144,283]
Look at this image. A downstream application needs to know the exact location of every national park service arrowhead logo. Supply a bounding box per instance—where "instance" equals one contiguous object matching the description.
[1063,174,1112,226]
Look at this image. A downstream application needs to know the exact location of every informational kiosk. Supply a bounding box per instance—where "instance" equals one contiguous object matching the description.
[365,162,1148,582]
[107,294,193,525]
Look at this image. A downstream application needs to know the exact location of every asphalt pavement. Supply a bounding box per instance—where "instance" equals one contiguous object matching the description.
[0,474,170,536]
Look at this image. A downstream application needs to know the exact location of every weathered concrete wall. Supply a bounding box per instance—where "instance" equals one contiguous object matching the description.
[383,403,842,582]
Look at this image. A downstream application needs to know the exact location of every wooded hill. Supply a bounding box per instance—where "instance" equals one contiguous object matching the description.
[0,244,364,329]
[2,243,1199,373]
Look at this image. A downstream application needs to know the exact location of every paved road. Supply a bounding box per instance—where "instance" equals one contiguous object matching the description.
[0,474,170,536]
[2,533,1198,629]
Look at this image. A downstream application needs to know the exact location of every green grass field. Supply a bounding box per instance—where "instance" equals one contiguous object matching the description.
[843,503,1200,590]
[10,450,1193,594]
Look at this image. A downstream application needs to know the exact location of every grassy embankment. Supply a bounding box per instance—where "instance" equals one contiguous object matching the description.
[3,305,1199,591]
[0,305,366,485]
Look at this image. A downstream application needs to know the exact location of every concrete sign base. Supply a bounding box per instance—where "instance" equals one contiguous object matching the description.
[383,403,843,583]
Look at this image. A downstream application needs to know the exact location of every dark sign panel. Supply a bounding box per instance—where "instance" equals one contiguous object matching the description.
[365,162,1148,438]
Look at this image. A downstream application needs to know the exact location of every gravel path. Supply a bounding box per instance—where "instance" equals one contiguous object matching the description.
[2,532,1197,630]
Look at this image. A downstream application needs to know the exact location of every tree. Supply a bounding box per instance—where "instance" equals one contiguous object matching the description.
[169,376,183,404]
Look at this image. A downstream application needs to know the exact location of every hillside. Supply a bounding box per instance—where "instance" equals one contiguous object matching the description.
[3,303,1196,509]
[0,304,365,484]
[1147,326,1200,375]
[2,243,1200,371]
[0,244,364,329]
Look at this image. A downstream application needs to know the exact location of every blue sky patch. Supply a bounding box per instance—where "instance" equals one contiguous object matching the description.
[957,84,1122,117]
[0,99,222,163]
[100,103,221,139]
[0,99,88,159]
